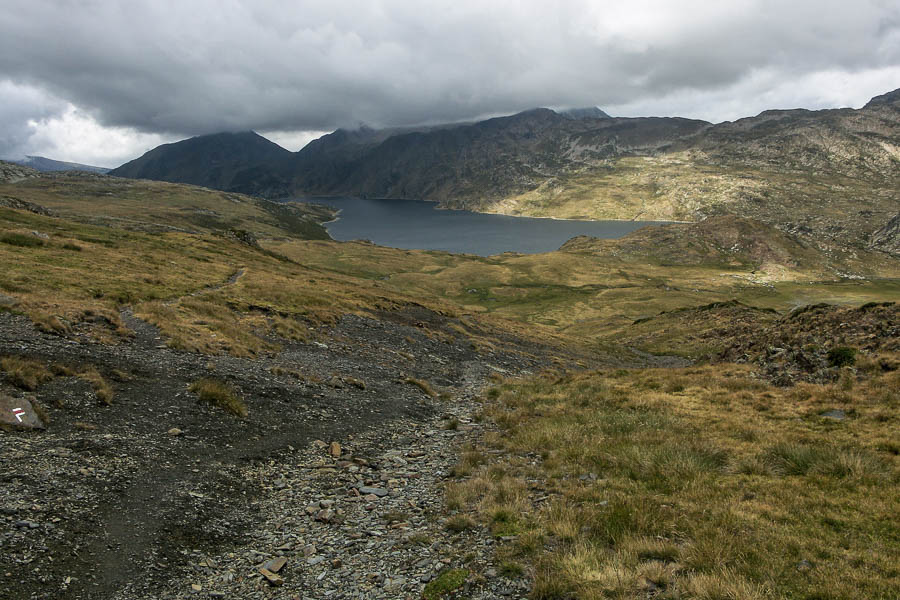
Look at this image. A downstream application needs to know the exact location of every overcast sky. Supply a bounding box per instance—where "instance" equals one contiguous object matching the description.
[1,0,898,167]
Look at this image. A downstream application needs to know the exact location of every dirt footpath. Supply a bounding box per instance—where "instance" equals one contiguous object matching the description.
[0,306,571,599]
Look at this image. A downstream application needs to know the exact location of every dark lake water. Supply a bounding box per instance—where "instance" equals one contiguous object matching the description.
[294,197,667,256]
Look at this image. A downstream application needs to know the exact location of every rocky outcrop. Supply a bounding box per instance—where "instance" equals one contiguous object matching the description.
[0,195,56,216]
[870,213,900,255]
[0,160,39,183]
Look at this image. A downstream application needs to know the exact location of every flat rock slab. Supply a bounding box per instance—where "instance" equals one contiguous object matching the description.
[0,396,45,429]
[820,409,846,420]
[358,486,388,497]
[258,567,284,586]
[0,292,17,307]
[263,556,287,573]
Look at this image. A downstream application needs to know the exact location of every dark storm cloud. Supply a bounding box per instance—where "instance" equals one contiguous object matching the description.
[1,0,899,161]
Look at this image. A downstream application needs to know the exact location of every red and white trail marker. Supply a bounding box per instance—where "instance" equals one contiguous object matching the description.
[12,408,25,422]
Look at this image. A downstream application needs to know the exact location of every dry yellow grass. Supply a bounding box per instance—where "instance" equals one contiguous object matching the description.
[0,356,53,390]
[448,362,900,599]
[189,378,247,418]
[77,367,114,405]
[405,377,438,398]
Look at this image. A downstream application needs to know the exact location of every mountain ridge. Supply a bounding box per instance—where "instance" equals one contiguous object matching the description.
[6,155,111,174]
[108,90,900,250]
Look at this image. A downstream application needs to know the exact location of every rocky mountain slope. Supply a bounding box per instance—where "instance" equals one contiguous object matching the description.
[110,107,710,203]
[109,90,900,252]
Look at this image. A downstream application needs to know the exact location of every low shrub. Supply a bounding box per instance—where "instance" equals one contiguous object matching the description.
[827,346,857,367]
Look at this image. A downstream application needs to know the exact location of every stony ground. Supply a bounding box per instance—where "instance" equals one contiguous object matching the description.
[0,304,590,600]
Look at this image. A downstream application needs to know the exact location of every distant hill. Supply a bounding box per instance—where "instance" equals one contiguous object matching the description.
[9,155,110,174]
[107,90,900,250]
[109,131,295,198]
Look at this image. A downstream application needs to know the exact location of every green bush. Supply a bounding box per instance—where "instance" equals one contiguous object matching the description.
[827,346,856,368]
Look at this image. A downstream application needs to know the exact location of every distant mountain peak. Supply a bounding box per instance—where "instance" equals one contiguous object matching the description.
[864,87,900,109]
[560,106,612,120]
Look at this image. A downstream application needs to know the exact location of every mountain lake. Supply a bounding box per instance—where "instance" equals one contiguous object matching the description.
[292,196,668,256]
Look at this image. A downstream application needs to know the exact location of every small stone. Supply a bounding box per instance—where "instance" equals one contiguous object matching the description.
[797,559,813,572]
[191,583,202,592]
[168,428,183,436]
[820,409,846,420]
[259,568,284,586]
[264,557,287,573]
[359,486,388,497]
[329,441,342,458]
[315,509,335,523]
[307,556,325,566]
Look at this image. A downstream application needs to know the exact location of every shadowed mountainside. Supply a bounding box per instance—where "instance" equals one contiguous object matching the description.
[110,131,296,198]
[109,90,900,251]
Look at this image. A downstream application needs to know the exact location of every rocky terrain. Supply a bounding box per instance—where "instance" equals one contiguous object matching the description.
[1,298,603,599]
[719,301,899,385]
[0,162,39,185]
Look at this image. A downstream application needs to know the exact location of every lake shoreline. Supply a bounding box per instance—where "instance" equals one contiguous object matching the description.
[289,196,672,256]
[289,195,689,224]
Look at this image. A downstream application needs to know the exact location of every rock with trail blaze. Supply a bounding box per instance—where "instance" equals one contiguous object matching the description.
[0,396,45,429]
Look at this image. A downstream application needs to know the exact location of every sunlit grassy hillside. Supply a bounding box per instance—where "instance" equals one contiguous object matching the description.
[448,364,900,599]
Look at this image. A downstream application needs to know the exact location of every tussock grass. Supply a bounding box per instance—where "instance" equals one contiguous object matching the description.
[189,378,247,417]
[78,367,114,405]
[450,363,900,599]
[270,314,311,342]
[0,356,53,390]
[405,376,437,398]
[445,514,477,533]
[1,231,45,247]
[29,311,70,335]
